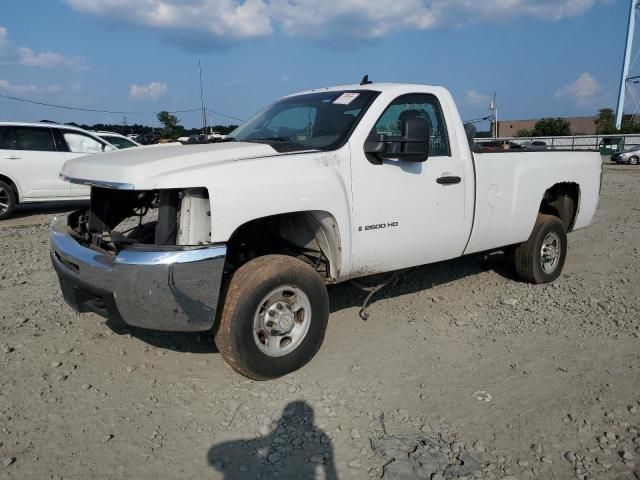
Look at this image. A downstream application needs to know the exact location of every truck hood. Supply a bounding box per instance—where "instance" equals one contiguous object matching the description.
[61,141,282,188]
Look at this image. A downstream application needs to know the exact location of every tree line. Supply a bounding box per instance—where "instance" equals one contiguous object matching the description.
[514,108,640,137]
[67,112,237,140]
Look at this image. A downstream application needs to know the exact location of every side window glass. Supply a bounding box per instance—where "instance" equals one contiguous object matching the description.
[373,94,451,157]
[0,126,18,149]
[63,132,104,154]
[52,129,70,152]
[12,127,56,152]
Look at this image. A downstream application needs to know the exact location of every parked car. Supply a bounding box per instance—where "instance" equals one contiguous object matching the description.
[94,131,141,149]
[136,132,162,145]
[206,131,227,142]
[187,134,210,144]
[611,147,640,165]
[0,122,115,220]
[530,140,548,151]
[476,140,508,152]
[509,141,532,150]
[51,82,601,380]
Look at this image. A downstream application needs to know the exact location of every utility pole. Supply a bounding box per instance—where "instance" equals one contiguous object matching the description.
[490,93,498,138]
[199,60,208,134]
[616,0,639,129]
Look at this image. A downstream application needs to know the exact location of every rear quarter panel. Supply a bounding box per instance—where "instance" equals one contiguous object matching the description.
[464,151,601,255]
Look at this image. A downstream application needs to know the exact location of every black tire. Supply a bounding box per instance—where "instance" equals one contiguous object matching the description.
[0,180,17,220]
[629,156,639,166]
[513,214,567,284]
[214,255,329,380]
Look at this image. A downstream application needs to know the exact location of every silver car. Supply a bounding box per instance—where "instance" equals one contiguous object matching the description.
[611,148,640,165]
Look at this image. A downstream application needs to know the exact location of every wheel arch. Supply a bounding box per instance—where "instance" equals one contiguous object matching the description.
[224,210,343,281]
[539,182,580,232]
[0,173,20,202]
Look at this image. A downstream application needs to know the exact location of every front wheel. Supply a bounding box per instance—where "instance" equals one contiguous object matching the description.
[629,156,639,165]
[513,214,567,284]
[0,181,17,220]
[214,255,329,380]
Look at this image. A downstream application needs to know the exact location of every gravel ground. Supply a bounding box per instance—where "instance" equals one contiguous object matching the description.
[0,164,639,480]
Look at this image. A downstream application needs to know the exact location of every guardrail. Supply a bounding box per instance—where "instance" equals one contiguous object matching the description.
[475,134,640,152]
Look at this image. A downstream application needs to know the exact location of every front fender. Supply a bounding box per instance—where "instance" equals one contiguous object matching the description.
[147,147,355,278]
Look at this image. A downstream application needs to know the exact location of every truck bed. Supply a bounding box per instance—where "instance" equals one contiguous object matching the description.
[464,150,602,255]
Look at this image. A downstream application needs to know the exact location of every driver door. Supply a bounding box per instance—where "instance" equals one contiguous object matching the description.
[349,93,472,276]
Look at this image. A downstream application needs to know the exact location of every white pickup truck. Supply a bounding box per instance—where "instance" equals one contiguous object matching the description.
[50,82,602,380]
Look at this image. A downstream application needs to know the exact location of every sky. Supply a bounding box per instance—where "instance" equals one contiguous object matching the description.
[0,0,634,130]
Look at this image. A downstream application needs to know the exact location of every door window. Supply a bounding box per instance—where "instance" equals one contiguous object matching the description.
[373,94,451,157]
[62,131,105,154]
[2,127,56,151]
[0,126,15,149]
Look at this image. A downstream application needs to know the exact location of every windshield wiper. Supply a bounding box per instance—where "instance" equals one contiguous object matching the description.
[219,137,236,142]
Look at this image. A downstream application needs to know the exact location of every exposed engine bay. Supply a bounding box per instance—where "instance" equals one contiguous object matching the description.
[68,187,212,253]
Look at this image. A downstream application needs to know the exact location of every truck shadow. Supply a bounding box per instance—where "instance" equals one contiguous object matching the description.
[105,252,514,353]
[206,400,339,480]
[329,251,515,314]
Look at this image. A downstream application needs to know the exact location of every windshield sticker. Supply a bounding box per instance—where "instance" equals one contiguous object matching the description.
[333,93,360,105]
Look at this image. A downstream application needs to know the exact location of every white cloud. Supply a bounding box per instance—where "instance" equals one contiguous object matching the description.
[0,79,61,95]
[63,0,605,45]
[556,72,601,106]
[129,82,168,101]
[465,90,491,106]
[0,27,8,49]
[17,47,87,70]
[65,0,272,40]
[0,27,87,70]
[0,79,39,94]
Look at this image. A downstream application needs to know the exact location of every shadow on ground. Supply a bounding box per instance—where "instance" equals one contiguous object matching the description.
[11,200,88,220]
[207,400,339,480]
[105,251,514,353]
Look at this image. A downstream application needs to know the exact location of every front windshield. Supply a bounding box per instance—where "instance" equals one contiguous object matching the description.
[229,90,379,152]
[101,135,137,149]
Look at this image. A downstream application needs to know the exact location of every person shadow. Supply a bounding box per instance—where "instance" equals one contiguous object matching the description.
[207,400,339,480]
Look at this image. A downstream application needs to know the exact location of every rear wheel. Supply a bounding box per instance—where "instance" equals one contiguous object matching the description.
[513,214,567,284]
[629,156,639,165]
[0,181,17,220]
[214,255,329,380]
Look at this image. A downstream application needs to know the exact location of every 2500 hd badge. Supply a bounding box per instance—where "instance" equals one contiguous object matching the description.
[359,222,400,232]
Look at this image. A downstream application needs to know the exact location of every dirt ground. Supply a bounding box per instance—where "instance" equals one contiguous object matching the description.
[0,163,639,480]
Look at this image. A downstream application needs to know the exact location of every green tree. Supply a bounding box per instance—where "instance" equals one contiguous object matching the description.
[595,108,616,135]
[157,111,180,138]
[532,118,571,137]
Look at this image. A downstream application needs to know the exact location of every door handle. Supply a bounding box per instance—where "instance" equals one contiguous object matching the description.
[4,156,21,160]
[437,175,461,185]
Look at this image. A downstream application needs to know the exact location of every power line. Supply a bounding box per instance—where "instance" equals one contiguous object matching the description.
[0,91,245,123]
[205,108,244,122]
[0,92,146,114]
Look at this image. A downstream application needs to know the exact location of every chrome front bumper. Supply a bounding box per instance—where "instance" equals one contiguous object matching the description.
[50,213,226,332]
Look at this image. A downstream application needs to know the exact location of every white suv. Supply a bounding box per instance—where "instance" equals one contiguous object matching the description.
[0,122,115,219]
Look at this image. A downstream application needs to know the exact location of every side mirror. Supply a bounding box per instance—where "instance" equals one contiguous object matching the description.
[399,117,430,162]
[364,118,430,164]
[364,133,388,155]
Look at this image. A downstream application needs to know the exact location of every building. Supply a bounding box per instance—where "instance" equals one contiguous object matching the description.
[496,116,598,137]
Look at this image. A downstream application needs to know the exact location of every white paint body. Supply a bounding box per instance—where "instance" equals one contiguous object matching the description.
[60,84,602,282]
